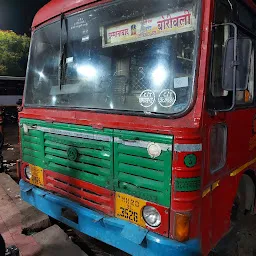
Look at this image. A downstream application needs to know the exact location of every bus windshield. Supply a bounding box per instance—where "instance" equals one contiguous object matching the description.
[25,0,200,115]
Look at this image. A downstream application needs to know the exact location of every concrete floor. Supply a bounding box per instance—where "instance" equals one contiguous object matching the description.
[0,173,87,256]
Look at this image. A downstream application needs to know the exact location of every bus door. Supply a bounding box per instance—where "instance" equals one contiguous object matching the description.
[206,0,256,248]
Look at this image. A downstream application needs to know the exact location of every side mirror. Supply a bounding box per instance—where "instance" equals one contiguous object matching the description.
[222,38,252,91]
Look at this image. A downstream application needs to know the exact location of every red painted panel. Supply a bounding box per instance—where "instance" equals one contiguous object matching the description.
[44,170,115,216]
[21,162,30,183]
[33,0,111,28]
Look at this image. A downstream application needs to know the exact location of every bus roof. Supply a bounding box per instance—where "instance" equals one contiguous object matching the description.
[33,0,256,28]
[32,0,100,28]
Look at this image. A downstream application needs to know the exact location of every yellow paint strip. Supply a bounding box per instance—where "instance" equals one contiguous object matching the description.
[230,157,256,177]
[212,180,220,190]
[202,180,220,198]
[203,158,256,198]
[202,187,211,198]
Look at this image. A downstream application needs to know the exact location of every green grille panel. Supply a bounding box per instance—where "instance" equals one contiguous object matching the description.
[21,129,45,168]
[114,130,173,207]
[20,118,114,189]
[175,177,201,192]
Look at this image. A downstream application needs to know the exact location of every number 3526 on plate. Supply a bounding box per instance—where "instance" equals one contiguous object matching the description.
[115,192,146,228]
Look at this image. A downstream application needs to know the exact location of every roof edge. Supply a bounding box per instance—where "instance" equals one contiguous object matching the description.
[32,0,102,28]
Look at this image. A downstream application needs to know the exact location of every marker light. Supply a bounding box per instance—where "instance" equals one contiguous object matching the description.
[174,213,190,242]
[77,65,97,80]
[143,206,161,227]
[24,166,32,180]
[147,143,162,158]
[152,65,168,86]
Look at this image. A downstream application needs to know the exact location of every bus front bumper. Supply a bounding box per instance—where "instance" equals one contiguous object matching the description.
[20,180,201,256]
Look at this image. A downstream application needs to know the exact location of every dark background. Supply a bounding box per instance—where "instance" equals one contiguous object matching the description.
[0,0,50,35]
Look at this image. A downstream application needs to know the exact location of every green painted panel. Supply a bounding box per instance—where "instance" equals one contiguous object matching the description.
[114,130,173,144]
[45,133,111,150]
[23,148,42,159]
[118,172,164,191]
[47,162,109,188]
[22,155,43,168]
[114,130,173,207]
[45,147,110,168]
[20,118,114,189]
[175,177,201,192]
[44,140,111,160]
[117,144,166,160]
[21,128,45,168]
[118,154,165,170]
[115,180,164,203]
[45,155,110,177]
[23,142,42,152]
[118,163,165,181]
[23,136,41,145]
[20,118,113,136]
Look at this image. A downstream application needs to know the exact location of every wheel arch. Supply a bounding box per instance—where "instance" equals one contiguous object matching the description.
[238,170,256,213]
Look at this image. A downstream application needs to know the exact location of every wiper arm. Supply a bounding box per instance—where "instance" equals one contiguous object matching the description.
[59,42,67,89]
[59,13,68,90]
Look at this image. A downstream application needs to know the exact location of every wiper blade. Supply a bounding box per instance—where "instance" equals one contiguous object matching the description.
[59,42,67,89]
[59,13,68,90]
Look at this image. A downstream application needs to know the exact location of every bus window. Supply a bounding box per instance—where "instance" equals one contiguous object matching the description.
[208,0,255,109]
[210,123,227,173]
[24,0,200,116]
[210,1,232,101]
[236,47,254,104]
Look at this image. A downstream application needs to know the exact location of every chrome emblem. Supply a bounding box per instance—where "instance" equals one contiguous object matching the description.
[67,147,78,161]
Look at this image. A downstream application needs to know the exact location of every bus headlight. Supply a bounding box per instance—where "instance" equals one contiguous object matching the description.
[142,206,161,227]
[24,166,32,180]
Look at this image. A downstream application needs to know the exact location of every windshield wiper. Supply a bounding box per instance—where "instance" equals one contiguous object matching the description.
[59,13,68,90]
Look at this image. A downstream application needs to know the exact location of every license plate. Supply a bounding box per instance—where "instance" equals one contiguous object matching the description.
[29,164,44,187]
[115,192,146,227]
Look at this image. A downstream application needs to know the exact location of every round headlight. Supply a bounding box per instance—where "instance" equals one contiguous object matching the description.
[142,206,161,227]
[24,166,32,180]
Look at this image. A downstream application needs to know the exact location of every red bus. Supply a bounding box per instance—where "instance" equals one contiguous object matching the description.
[18,0,256,255]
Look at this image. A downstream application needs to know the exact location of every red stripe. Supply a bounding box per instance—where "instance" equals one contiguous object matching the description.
[44,170,114,216]
[45,175,112,205]
[46,184,113,215]
[45,170,113,197]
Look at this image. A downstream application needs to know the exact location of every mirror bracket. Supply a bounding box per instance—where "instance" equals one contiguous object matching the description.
[231,60,239,67]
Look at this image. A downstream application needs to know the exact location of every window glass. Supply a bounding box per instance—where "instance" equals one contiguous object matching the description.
[25,21,60,105]
[24,0,200,115]
[237,2,254,31]
[210,1,232,98]
[210,124,227,173]
[236,48,254,104]
[209,0,255,109]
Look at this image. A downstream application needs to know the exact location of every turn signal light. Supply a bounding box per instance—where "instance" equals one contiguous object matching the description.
[174,212,190,242]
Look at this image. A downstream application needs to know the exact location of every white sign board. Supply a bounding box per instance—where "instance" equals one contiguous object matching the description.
[102,10,195,47]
